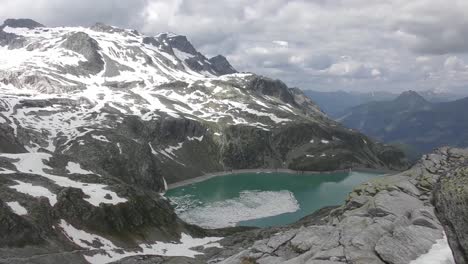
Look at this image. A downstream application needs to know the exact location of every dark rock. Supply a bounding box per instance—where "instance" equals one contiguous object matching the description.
[1,18,44,30]
[434,166,468,264]
[209,55,237,75]
[0,123,27,153]
[61,32,104,75]
[0,200,43,247]
[54,187,181,240]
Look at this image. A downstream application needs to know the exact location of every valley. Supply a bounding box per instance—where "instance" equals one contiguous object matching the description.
[338,90,468,160]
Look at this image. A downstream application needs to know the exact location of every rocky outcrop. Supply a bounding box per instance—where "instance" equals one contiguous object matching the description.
[209,55,237,75]
[61,32,104,75]
[0,18,44,30]
[202,148,461,264]
[433,148,468,264]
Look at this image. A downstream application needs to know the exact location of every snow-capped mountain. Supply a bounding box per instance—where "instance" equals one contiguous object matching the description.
[0,19,407,263]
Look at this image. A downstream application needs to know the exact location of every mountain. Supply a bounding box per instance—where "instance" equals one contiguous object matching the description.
[303,89,465,118]
[0,19,408,263]
[339,90,468,159]
[303,90,398,117]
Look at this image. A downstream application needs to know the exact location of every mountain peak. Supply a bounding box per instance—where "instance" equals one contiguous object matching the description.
[1,18,44,30]
[209,55,237,75]
[394,90,429,106]
[158,34,198,55]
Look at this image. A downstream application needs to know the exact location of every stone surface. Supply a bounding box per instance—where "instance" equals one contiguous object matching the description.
[433,153,468,264]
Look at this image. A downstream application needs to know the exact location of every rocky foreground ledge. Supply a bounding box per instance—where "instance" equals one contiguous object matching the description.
[177,147,465,264]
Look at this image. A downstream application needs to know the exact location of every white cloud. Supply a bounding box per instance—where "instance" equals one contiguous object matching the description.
[273,40,289,47]
[444,56,468,72]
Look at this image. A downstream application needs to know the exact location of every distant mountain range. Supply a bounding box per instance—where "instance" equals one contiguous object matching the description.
[338,90,468,159]
[303,89,466,118]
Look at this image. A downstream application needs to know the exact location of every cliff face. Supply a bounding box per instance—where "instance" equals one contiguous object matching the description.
[433,148,468,264]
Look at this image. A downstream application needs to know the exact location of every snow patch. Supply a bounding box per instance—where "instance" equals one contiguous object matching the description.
[9,180,57,206]
[410,235,455,264]
[66,162,93,175]
[85,233,222,264]
[60,219,116,250]
[59,218,222,263]
[117,143,123,154]
[1,153,126,206]
[187,135,204,141]
[91,135,111,143]
[6,201,28,215]
[164,142,184,155]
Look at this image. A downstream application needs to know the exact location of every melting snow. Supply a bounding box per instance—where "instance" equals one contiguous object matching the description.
[9,180,57,205]
[91,135,111,143]
[410,235,455,264]
[60,219,116,250]
[1,153,126,206]
[59,219,222,264]
[116,143,123,154]
[6,201,28,215]
[187,135,204,141]
[164,142,184,155]
[66,162,93,175]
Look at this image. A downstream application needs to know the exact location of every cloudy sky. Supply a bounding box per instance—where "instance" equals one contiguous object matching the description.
[1,0,468,94]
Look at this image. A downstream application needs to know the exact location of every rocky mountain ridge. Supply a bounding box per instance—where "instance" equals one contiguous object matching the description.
[339,90,468,159]
[303,89,465,118]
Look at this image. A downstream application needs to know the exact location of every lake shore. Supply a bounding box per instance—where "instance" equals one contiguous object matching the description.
[167,167,396,190]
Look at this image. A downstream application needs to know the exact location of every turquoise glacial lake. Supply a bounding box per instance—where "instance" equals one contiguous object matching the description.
[166,171,383,228]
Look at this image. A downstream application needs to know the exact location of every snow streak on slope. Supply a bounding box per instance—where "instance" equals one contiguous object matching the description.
[0,153,126,206]
[58,219,222,264]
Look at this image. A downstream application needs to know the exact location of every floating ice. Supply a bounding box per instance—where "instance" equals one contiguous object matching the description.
[172,190,300,228]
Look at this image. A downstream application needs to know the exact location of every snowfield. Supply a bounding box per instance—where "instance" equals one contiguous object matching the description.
[59,219,222,264]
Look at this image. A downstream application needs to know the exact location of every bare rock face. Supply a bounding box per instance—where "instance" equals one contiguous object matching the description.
[209,55,237,75]
[61,32,105,75]
[433,148,468,264]
[0,201,43,247]
[1,18,44,30]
